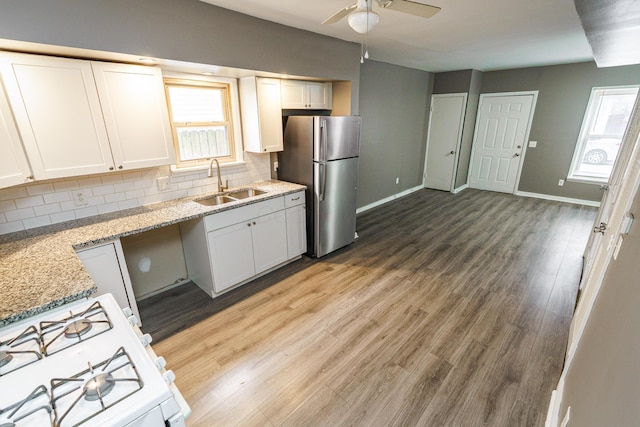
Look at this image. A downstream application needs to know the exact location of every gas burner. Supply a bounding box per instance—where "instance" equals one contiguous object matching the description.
[0,385,53,427]
[63,319,93,338]
[0,326,42,376]
[40,301,112,356]
[51,347,143,426]
[83,372,115,401]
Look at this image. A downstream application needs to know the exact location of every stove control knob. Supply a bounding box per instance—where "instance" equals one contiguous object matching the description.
[140,333,153,347]
[127,314,140,327]
[155,356,167,370]
[122,307,133,317]
[163,370,176,385]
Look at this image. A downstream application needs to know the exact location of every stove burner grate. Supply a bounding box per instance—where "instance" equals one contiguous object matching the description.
[51,347,143,426]
[0,385,52,426]
[0,326,42,376]
[40,301,112,356]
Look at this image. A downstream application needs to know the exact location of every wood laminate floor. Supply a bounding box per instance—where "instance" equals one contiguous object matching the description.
[140,188,597,427]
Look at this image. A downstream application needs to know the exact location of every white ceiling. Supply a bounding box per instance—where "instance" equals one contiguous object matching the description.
[199,0,594,73]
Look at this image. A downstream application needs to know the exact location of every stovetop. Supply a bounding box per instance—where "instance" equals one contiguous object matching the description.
[0,294,174,427]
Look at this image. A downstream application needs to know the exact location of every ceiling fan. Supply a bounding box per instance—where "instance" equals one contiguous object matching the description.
[322,0,441,34]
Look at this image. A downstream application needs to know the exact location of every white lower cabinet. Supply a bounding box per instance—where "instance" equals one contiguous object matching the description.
[181,195,305,298]
[76,240,141,322]
[284,191,307,258]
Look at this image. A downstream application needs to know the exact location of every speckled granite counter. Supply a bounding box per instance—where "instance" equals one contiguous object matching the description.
[0,180,305,326]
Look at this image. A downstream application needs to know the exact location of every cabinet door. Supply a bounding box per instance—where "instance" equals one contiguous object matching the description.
[76,241,140,321]
[307,82,332,110]
[0,53,114,179]
[252,210,288,274]
[286,204,307,259]
[208,221,256,293]
[280,80,307,109]
[91,62,175,170]
[0,74,32,189]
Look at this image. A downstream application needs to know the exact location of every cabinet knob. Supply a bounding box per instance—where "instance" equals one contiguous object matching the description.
[26,175,34,181]
[247,223,251,227]
[118,165,123,169]
[253,221,256,225]
[109,166,114,171]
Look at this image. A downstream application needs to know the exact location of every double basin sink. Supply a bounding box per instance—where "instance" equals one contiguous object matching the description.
[195,188,267,206]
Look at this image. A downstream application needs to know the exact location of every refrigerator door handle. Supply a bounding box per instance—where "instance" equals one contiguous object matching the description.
[320,119,327,162]
[319,162,327,202]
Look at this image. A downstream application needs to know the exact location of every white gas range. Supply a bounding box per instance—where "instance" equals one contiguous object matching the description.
[0,293,190,426]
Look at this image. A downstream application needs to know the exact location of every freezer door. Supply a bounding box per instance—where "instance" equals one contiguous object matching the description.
[313,116,361,162]
[314,157,359,257]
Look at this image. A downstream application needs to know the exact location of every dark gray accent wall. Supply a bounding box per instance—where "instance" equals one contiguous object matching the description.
[357,60,433,208]
[432,69,483,189]
[481,61,640,201]
[0,0,361,110]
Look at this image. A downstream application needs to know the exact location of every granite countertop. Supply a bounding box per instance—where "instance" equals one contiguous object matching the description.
[0,180,306,326]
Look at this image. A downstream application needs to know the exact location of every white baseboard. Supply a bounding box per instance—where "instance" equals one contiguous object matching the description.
[356,185,424,214]
[452,183,469,194]
[515,191,601,207]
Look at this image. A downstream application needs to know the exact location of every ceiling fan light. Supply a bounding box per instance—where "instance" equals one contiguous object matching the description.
[348,10,379,33]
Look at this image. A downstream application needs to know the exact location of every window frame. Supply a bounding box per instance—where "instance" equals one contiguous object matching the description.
[164,75,243,169]
[568,85,639,184]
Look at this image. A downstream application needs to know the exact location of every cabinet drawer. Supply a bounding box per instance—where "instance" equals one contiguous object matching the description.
[284,191,305,208]
[204,196,285,232]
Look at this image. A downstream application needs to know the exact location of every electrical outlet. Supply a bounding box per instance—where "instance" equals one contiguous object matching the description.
[529,140,538,148]
[274,161,279,172]
[395,177,400,184]
[558,179,565,186]
[73,190,88,206]
[560,406,571,427]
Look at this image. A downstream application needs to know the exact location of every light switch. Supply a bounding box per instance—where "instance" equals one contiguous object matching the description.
[529,141,537,148]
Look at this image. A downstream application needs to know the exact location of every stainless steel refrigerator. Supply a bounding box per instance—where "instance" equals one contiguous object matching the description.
[278,116,361,258]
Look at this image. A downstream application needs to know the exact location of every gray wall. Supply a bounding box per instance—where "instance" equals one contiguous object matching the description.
[357,60,433,207]
[481,61,640,201]
[0,0,361,110]
[558,188,640,425]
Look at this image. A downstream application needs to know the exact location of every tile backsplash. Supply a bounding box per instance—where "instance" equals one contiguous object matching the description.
[0,152,271,235]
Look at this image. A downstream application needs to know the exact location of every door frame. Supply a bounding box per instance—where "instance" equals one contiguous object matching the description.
[422,92,468,192]
[467,91,539,194]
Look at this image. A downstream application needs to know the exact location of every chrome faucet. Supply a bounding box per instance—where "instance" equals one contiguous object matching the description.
[208,158,228,193]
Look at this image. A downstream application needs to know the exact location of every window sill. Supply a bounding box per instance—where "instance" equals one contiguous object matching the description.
[566,175,609,185]
[170,160,247,176]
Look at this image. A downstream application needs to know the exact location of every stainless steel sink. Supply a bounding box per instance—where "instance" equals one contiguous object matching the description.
[195,195,237,206]
[227,188,267,199]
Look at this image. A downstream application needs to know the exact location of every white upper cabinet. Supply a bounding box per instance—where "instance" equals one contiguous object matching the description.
[0,52,174,181]
[281,80,332,110]
[0,53,114,180]
[239,77,284,153]
[0,73,33,189]
[91,62,174,170]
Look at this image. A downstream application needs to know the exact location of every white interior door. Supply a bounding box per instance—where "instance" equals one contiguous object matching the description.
[424,93,467,191]
[469,93,536,193]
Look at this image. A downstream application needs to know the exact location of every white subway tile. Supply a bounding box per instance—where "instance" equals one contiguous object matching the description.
[50,211,76,224]
[15,195,44,209]
[60,201,77,212]
[100,174,123,185]
[23,216,52,229]
[78,177,102,187]
[114,182,135,193]
[0,200,17,212]
[105,193,126,203]
[54,180,80,191]
[26,183,54,196]
[125,189,145,200]
[92,184,115,196]
[0,221,24,234]
[118,199,140,210]
[74,206,99,219]
[98,203,120,214]
[0,212,5,223]
[43,192,71,204]
[0,187,28,201]
[5,207,35,222]
[178,181,193,190]
[121,171,142,181]
[87,195,105,205]
[34,204,62,216]
[134,179,153,190]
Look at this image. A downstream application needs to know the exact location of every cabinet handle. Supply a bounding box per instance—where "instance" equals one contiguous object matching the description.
[109,166,114,171]
[291,197,300,201]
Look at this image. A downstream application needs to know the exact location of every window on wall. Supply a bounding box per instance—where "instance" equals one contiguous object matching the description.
[164,78,238,168]
[568,86,639,183]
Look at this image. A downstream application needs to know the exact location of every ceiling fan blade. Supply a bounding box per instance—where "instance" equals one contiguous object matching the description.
[322,4,358,24]
[378,0,441,18]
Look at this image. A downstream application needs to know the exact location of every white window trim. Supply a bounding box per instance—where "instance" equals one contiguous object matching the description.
[163,71,244,167]
[568,85,639,184]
